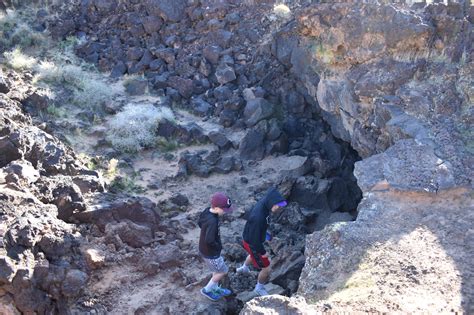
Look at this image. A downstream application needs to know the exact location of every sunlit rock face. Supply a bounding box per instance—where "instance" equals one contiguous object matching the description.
[244,0,473,314]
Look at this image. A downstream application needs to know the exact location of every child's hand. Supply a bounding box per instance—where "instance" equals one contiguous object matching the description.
[265,232,272,241]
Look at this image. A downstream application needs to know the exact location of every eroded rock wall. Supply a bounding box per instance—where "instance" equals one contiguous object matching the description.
[0,69,103,313]
[244,1,473,313]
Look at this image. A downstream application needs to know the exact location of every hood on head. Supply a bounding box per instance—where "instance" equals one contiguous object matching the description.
[263,188,285,212]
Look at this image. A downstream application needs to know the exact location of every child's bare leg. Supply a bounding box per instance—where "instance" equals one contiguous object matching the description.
[211,272,226,283]
[257,266,271,284]
[244,255,252,266]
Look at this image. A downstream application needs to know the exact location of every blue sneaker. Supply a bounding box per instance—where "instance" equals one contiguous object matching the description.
[200,288,222,301]
[215,286,232,296]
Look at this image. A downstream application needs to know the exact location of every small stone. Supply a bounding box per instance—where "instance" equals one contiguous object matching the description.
[243,98,274,127]
[170,193,189,206]
[203,45,222,65]
[215,64,236,85]
[208,131,232,150]
[84,248,106,270]
[191,98,212,116]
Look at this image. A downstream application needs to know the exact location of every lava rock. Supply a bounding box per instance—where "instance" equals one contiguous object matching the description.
[4,160,40,185]
[110,62,127,78]
[170,193,189,207]
[243,98,274,127]
[236,283,285,303]
[239,129,265,161]
[153,73,170,89]
[127,47,144,61]
[191,98,212,116]
[73,195,159,233]
[146,0,187,22]
[0,136,22,168]
[157,118,179,139]
[22,90,50,113]
[212,156,235,174]
[203,45,222,65]
[178,151,211,177]
[199,58,212,77]
[125,79,148,96]
[35,176,86,221]
[142,15,163,34]
[213,86,232,101]
[168,76,194,98]
[0,70,9,93]
[61,269,88,297]
[208,130,232,150]
[180,123,208,143]
[267,119,282,141]
[242,88,256,101]
[0,256,16,284]
[83,248,105,270]
[209,30,233,48]
[290,177,331,212]
[72,174,105,194]
[152,244,183,269]
[106,220,153,248]
[150,47,175,65]
[328,211,354,224]
[219,109,237,128]
[215,63,236,85]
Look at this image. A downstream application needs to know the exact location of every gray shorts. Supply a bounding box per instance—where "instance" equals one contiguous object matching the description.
[202,256,229,273]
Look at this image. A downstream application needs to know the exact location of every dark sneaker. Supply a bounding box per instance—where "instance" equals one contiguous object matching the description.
[200,288,222,301]
[216,286,232,296]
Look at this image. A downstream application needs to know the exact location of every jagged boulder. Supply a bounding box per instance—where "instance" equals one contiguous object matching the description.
[243,98,274,127]
[239,128,265,161]
[146,0,187,22]
[3,160,40,185]
[0,70,9,94]
[208,130,232,150]
[35,176,86,221]
[73,194,159,233]
[105,220,153,248]
[61,269,88,298]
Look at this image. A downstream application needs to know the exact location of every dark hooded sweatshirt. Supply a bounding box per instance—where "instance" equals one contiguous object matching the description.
[243,188,285,254]
[198,207,222,259]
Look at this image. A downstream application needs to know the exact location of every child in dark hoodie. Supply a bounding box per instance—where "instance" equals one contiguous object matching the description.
[236,187,287,296]
[198,192,234,301]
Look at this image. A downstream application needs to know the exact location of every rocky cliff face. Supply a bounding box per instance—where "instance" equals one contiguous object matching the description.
[0,69,103,313]
[244,1,473,314]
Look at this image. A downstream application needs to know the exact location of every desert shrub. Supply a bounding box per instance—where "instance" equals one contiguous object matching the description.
[58,36,80,53]
[156,137,180,152]
[108,176,145,194]
[273,4,291,18]
[10,24,45,49]
[0,10,47,51]
[72,76,117,110]
[34,62,120,109]
[107,104,174,153]
[45,104,65,117]
[4,47,37,70]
